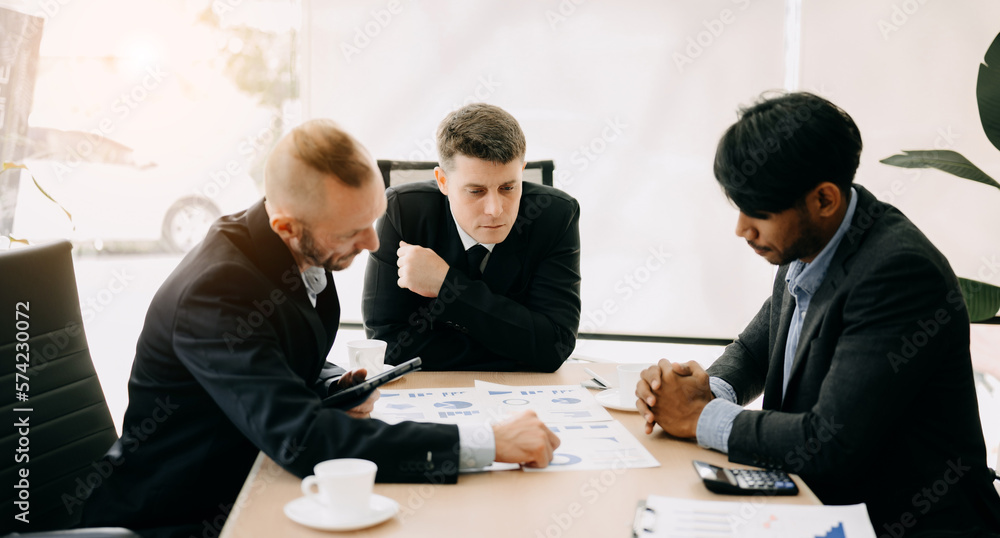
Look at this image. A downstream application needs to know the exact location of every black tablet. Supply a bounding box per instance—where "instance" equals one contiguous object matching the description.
[322,357,422,410]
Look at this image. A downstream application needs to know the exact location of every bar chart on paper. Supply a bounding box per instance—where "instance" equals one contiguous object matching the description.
[635,496,876,538]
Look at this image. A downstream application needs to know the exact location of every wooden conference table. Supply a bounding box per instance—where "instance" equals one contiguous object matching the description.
[220,363,819,537]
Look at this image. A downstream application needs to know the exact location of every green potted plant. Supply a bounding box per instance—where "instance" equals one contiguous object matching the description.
[882,31,1000,322]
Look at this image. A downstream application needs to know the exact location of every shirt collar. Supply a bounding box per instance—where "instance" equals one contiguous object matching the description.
[300,265,327,307]
[786,187,859,296]
[449,206,495,253]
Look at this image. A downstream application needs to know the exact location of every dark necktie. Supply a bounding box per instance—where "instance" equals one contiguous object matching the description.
[466,244,489,279]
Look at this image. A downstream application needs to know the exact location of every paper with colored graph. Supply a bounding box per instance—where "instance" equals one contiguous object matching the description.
[371,388,487,425]
[634,496,875,537]
[474,380,614,423]
[524,420,659,472]
[372,382,658,471]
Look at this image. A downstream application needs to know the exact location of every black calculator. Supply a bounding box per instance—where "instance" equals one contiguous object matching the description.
[692,460,799,495]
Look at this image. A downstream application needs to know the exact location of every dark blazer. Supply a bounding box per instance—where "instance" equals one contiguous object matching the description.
[708,186,1000,534]
[80,200,460,536]
[362,180,581,372]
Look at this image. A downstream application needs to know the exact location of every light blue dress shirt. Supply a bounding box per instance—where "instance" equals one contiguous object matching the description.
[696,188,858,453]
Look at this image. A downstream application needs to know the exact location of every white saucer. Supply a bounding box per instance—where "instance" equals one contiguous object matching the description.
[284,493,399,531]
[595,388,639,412]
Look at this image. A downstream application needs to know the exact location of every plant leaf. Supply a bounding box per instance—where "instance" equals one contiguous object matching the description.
[29,175,74,229]
[4,235,29,247]
[1,161,28,173]
[978,31,1000,153]
[879,150,1000,190]
[958,277,1000,322]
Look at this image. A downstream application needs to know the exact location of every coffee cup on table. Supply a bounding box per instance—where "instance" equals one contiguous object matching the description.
[300,458,377,516]
[617,364,647,407]
[347,339,387,375]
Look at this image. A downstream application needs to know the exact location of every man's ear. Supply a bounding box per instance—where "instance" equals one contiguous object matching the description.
[269,214,301,242]
[813,182,843,218]
[434,166,449,196]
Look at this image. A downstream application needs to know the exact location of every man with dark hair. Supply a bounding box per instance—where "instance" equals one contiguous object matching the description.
[636,92,1000,535]
[80,119,559,536]
[362,103,581,371]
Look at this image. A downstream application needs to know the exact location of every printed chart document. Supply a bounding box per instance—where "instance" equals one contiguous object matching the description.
[633,496,876,538]
[372,382,658,472]
[371,388,487,425]
[474,380,613,423]
[526,420,659,472]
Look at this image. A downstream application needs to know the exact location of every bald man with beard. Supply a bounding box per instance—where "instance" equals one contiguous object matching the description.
[79,120,559,537]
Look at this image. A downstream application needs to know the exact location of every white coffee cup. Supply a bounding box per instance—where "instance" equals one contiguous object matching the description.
[348,339,387,375]
[617,364,647,407]
[301,458,377,515]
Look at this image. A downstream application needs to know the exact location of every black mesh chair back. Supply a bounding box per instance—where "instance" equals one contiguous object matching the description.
[0,241,118,533]
[377,160,554,189]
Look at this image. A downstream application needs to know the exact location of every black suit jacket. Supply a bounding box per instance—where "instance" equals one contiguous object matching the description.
[707,186,1000,534]
[80,200,460,536]
[362,181,581,372]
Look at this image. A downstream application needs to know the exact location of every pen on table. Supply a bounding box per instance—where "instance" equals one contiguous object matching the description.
[584,367,612,389]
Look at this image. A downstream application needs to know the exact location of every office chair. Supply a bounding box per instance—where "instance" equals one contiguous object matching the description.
[0,241,138,537]
[376,159,555,189]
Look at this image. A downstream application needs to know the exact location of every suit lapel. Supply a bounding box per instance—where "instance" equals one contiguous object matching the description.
[764,287,795,410]
[782,276,838,409]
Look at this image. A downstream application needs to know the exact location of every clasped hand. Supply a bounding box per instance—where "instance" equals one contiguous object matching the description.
[396,241,450,297]
[635,360,714,438]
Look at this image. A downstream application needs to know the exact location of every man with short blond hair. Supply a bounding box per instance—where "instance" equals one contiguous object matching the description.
[80,119,559,536]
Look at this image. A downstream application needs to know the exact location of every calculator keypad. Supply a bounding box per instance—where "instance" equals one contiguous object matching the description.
[730,469,796,490]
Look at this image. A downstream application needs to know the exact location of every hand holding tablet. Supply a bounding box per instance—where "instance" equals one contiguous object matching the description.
[323,357,422,410]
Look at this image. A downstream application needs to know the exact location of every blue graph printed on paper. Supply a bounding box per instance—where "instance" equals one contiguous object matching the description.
[438,410,481,418]
[551,398,581,404]
[817,523,845,538]
[434,401,473,409]
[549,453,583,466]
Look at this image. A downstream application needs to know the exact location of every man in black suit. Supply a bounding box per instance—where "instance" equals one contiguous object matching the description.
[362,103,581,372]
[79,119,558,536]
[636,93,1000,535]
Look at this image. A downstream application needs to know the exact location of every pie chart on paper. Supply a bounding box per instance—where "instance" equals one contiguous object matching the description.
[433,401,473,409]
